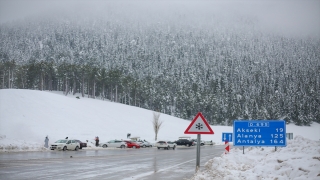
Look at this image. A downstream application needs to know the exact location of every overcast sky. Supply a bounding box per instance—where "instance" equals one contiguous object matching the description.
[1,0,320,37]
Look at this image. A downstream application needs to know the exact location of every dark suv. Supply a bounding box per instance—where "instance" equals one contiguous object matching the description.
[175,139,194,147]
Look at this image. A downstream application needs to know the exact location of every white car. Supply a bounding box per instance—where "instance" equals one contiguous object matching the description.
[204,141,214,145]
[191,139,205,146]
[100,140,127,148]
[50,139,80,151]
[136,140,152,148]
[155,140,176,150]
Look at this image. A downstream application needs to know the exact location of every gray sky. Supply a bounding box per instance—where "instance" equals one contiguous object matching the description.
[1,0,320,37]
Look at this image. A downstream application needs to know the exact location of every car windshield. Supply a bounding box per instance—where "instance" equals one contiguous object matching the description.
[55,140,67,143]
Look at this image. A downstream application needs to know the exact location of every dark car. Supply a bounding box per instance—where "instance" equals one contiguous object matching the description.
[175,139,194,147]
[75,140,87,149]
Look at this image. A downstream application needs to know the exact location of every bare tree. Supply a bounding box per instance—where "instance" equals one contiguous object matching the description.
[152,111,163,141]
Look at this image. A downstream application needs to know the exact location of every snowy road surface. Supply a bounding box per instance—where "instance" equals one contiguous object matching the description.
[0,145,224,180]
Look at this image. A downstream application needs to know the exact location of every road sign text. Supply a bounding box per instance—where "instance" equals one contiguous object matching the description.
[233,120,286,147]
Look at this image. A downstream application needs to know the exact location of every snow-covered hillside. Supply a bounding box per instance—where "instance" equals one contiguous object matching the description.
[1,89,320,179]
[1,89,320,151]
[0,89,221,151]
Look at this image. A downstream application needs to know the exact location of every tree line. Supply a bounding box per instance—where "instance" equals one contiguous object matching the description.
[0,17,319,126]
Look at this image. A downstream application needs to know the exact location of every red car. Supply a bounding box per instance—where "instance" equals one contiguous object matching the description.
[124,140,140,149]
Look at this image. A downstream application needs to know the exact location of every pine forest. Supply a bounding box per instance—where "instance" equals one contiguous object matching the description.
[0,1,319,126]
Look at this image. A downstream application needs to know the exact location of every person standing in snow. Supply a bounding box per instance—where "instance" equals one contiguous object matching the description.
[95,136,99,147]
[44,136,49,148]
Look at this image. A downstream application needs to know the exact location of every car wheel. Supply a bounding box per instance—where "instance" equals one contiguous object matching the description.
[120,145,125,149]
[63,146,67,151]
[167,146,170,150]
[173,145,176,150]
[157,147,160,149]
[102,144,107,148]
[75,146,79,151]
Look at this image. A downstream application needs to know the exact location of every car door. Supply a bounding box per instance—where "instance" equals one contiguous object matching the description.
[115,140,122,147]
[68,140,77,150]
[108,140,116,147]
[66,140,72,149]
[182,139,186,145]
[71,140,77,149]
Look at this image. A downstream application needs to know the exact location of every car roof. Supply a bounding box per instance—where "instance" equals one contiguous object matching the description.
[58,139,77,140]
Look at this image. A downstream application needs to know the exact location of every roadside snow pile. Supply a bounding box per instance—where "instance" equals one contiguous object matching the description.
[190,136,320,180]
[0,135,48,152]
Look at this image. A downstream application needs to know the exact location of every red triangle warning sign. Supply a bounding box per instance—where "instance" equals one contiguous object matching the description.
[184,112,214,134]
[225,145,230,152]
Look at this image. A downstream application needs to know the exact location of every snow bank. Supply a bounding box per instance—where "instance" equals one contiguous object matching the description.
[0,134,48,152]
[190,136,320,180]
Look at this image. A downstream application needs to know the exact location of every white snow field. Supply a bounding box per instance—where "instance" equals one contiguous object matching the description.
[0,89,319,179]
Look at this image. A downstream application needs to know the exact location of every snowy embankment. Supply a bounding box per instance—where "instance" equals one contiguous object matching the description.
[190,136,320,180]
[0,135,47,152]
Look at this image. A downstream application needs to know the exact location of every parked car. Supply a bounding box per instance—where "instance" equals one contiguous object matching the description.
[50,139,80,151]
[100,140,127,148]
[155,140,176,150]
[74,140,87,149]
[204,141,214,145]
[124,140,141,149]
[200,140,205,146]
[137,140,152,148]
[191,139,205,146]
[175,139,194,147]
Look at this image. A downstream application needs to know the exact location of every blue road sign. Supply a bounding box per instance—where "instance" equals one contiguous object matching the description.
[233,120,286,147]
[222,132,233,142]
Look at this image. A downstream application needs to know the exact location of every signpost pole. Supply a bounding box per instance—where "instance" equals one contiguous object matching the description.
[196,134,201,171]
[184,112,214,172]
